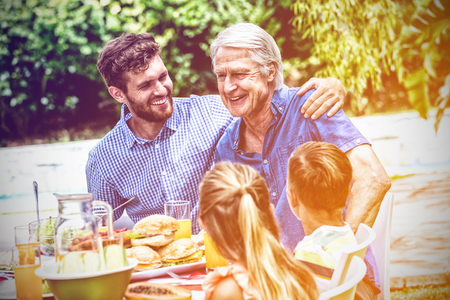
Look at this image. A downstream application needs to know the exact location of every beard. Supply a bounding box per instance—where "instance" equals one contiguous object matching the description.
[126,92,174,123]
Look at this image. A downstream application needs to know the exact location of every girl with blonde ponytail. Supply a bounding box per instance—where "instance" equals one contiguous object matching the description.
[199,162,318,300]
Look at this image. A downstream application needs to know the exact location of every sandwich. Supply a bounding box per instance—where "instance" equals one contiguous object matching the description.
[129,215,179,248]
[157,238,202,267]
[125,246,162,271]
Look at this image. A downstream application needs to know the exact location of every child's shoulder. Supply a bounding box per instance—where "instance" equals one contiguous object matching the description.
[210,276,244,300]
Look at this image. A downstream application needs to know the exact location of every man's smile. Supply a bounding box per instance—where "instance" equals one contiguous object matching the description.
[151,97,168,106]
[229,95,246,101]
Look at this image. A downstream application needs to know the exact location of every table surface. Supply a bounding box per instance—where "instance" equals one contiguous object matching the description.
[0,266,207,300]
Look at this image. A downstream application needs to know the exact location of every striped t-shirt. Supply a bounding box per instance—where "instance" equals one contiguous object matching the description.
[294,223,357,289]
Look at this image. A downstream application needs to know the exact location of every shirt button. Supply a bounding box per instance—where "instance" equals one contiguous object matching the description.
[162,171,167,176]
[155,144,160,148]
[279,107,283,110]
[263,159,268,164]
[272,192,276,197]
[356,139,361,144]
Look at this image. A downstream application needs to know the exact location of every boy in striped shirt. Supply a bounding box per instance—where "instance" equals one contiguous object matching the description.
[287,141,376,299]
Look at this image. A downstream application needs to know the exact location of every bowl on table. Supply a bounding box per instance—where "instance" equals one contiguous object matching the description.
[35,258,138,300]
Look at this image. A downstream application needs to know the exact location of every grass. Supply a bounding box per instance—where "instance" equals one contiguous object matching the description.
[391,285,450,300]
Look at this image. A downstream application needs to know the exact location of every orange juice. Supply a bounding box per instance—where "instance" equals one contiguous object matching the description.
[204,232,228,270]
[16,242,40,248]
[14,264,42,300]
[18,246,37,265]
[174,219,191,240]
[16,243,40,264]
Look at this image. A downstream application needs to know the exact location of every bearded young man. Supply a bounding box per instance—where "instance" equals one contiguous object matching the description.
[86,32,345,234]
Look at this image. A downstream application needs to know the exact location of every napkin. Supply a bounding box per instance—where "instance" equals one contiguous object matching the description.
[146,270,206,286]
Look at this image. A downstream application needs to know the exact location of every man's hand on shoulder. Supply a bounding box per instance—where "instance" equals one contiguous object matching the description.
[296,77,346,120]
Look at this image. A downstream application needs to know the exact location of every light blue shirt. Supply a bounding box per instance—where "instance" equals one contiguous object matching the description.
[86,95,235,234]
[215,85,379,292]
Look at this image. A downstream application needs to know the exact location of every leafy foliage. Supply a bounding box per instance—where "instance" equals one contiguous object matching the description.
[0,0,278,142]
[290,0,450,128]
[290,0,405,114]
[1,0,448,144]
[397,0,450,132]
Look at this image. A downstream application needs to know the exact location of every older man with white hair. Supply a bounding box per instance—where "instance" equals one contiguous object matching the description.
[213,22,391,299]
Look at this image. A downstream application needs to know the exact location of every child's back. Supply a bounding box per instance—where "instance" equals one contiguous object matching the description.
[287,141,377,299]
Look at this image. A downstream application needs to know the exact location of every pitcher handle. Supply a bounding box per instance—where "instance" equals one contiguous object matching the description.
[92,201,114,239]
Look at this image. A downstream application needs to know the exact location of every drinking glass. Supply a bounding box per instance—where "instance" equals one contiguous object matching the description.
[93,207,108,232]
[29,218,55,256]
[14,224,39,247]
[204,232,228,272]
[164,201,191,239]
[12,244,43,300]
[53,194,113,261]
[101,235,126,270]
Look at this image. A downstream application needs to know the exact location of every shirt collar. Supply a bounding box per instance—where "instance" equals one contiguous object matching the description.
[119,102,179,149]
[270,85,288,115]
[230,85,289,151]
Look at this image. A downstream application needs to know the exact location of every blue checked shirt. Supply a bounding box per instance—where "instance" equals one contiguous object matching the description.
[86,95,235,234]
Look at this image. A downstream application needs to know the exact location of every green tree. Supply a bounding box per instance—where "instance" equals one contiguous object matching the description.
[399,0,450,132]
[290,0,404,115]
[290,0,450,130]
[0,0,278,143]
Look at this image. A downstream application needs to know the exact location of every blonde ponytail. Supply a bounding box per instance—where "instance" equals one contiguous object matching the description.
[239,193,316,300]
[199,162,318,300]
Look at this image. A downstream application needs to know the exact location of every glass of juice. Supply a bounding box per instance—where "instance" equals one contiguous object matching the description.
[12,244,43,300]
[14,224,39,246]
[164,201,191,239]
[204,232,228,272]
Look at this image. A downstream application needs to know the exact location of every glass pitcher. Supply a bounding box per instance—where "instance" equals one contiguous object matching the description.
[53,193,114,261]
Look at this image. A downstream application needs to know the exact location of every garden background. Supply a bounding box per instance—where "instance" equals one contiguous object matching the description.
[1,0,450,299]
[1,0,449,145]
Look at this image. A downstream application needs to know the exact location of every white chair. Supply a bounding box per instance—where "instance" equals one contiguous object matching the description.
[371,192,395,300]
[329,223,376,289]
[113,210,135,229]
[318,256,367,300]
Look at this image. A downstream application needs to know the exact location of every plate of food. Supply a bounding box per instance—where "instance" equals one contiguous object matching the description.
[131,259,205,281]
[125,215,205,281]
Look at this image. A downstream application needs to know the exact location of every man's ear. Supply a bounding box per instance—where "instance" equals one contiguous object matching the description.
[267,62,276,82]
[108,86,126,104]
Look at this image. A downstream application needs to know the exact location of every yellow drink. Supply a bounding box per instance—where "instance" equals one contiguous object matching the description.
[14,264,42,300]
[16,242,40,248]
[174,219,191,240]
[16,243,40,264]
[204,232,228,270]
